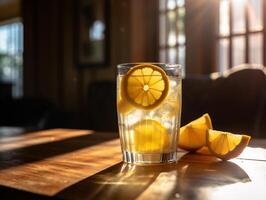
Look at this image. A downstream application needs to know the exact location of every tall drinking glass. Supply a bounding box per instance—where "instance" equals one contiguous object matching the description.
[117,63,182,164]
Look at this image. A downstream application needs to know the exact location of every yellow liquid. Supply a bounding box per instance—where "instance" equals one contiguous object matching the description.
[117,75,182,164]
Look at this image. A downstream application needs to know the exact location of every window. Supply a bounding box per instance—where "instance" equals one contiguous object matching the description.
[159,0,186,74]
[217,0,264,72]
[0,21,23,97]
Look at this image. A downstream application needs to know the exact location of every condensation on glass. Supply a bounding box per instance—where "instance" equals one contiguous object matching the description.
[159,0,186,76]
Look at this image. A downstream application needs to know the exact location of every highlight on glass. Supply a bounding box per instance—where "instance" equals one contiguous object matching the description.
[117,63,182,164]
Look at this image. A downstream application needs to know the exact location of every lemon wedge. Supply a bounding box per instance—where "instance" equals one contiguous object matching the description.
[178,114,212,151]
[207,129,251,160]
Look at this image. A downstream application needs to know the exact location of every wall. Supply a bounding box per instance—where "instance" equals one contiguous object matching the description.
[185,0,218,74]
[23,0,158,113]
[0,0,20,21]
[22,0,218,115]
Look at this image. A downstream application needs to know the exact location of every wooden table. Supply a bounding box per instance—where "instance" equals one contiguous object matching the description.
[0,129,266,200]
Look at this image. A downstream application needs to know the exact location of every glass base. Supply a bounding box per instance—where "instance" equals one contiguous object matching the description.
[122,151,177,165]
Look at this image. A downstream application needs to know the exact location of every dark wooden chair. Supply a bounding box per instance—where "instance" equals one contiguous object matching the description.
[182,64,266,138]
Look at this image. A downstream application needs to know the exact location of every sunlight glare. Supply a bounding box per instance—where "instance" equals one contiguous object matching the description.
[168,33,177,47]
[167,0,176,10]
[219,0,229,36]
[0,28,8,52]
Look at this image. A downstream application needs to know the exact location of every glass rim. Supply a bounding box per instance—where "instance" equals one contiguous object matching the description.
[117,62,183,69]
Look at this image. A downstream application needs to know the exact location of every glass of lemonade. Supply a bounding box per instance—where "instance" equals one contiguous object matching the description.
[117,63,182,164]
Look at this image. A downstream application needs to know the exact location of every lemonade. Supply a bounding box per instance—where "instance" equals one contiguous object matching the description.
[117,63,182,164]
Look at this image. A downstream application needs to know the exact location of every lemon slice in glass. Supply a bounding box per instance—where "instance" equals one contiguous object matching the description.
[117,76,134,114]
[132,119,170,153]
[122,64,169,110]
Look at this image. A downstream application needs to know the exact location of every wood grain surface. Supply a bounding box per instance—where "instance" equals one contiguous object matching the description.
[0,129,266,200]
[0,129,121,197]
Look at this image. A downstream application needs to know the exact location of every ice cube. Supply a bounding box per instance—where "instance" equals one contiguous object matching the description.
[168,78,181,101]
[124,109,144,126]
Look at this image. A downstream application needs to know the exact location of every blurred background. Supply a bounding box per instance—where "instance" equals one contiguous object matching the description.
[0,0,265,137]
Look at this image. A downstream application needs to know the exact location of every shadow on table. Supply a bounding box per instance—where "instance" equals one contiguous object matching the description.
[0,132,119,170]
[0,185,59,200]
[57,153,250,200]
